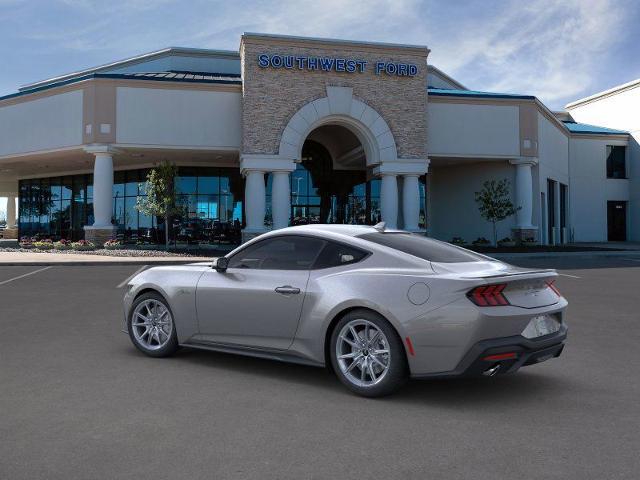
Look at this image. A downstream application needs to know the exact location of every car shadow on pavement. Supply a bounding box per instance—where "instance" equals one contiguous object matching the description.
[120,344,573,403]
[394,371,569,407]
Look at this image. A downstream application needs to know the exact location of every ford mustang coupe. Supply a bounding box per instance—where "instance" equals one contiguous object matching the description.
[123,224,567,397]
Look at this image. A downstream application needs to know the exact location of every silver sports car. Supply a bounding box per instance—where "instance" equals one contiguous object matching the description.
[123,223,568,397]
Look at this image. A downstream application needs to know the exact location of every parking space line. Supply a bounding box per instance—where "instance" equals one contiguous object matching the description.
[117,265,148,289]
[558,273,581,278]
[0,266,52,286]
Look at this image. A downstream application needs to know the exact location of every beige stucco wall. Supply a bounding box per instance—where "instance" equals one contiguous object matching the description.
[427,101,520,157]
[116,86,242,148]
[0,90,83,157]
[240,35,428,160]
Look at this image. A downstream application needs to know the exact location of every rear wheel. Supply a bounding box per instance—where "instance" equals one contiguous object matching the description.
[330,309,408,397]
[128,292,178,358]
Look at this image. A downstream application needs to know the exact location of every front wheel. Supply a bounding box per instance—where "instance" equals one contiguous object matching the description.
[330,310,408,397]
[128,292,179,357]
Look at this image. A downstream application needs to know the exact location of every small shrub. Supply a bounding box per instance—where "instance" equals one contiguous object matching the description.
[33,239,54,250]
[54,239,73,250]
[472,237,491,246]
[71,240,96,251]
[497,237,516,247]
[450,237,466,245]
[103,239,123,250]
[19,236,34,249]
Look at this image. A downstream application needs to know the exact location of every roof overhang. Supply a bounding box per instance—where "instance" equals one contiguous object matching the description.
[19,47,240,93]
[565,78,640,109]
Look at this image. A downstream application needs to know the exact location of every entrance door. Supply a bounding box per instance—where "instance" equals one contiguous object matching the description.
[607,201,627,241]
[547,179,556,244]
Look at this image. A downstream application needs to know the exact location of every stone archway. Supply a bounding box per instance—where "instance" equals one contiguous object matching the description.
[278,86,398,166]
[240,86,428,241]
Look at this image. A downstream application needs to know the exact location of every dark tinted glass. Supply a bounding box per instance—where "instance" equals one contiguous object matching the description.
[313,241,368,269]
[606,145,626,179]
[228,235,325,270]
[358,233,488,263]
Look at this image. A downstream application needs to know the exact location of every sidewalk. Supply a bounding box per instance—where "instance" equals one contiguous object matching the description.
[0,251,213,266]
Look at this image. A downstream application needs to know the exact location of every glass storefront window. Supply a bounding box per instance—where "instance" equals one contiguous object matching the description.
[18,167,245,246]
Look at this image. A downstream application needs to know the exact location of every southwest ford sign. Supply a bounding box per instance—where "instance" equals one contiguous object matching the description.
[257,54,418,77]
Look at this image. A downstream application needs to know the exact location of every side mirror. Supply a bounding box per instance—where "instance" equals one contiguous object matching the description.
[214,257,229,272]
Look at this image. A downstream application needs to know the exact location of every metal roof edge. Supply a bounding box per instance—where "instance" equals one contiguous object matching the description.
[19,46,240,92]
[2,72,242,103]
[565,78,640,109]
[241,32,430,54]
[427,65,467,90]
[427,88,535,100]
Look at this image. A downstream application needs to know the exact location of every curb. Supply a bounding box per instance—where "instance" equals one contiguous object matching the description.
[0,260,212,267]
[492,251,640,260]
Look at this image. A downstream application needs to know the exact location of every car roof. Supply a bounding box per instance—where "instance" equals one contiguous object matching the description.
[272,224,406,238]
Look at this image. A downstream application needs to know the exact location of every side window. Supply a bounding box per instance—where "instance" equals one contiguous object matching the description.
[606,145,626,179]
[227,235,325,270]
[313,241,369,269]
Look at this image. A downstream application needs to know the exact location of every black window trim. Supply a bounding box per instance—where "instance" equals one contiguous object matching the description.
[225,233,372,271]
[606,145,627,180]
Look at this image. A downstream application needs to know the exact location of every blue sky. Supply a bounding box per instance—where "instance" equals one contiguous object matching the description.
[1,0,640,215]
[1,0,639,108]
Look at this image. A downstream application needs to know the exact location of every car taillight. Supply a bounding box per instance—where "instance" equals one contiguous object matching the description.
[467,284,509,306]
[546,279,562,297]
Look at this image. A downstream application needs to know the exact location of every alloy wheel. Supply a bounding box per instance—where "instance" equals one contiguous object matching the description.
[131,299,174,351]
[336,319,391,387]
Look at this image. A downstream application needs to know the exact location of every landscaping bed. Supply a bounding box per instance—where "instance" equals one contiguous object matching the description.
[0,247,197,257]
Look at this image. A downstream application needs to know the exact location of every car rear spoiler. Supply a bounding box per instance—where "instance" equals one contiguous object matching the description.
[461,269,557,281]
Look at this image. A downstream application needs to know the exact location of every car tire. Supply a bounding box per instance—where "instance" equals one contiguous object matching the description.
[127,292,179,358]
[330,309,408,397]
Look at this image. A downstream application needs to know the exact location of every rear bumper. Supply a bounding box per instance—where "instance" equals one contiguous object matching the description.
[412,324,567,379]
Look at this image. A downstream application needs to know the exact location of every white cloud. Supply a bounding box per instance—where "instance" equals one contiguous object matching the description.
[426,0,629,107]
[2,0,635,109]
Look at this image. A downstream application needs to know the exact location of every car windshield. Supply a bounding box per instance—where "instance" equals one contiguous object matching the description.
[358,232,490,263]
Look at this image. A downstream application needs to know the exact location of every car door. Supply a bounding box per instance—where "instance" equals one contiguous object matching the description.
[195,235,326,350]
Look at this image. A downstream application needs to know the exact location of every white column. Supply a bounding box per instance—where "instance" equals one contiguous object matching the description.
[380,174,398,229]
[92,152,114,228]
[402,175,420,231]
[512,160,535,228]
[6,195,17,228]
[244,170,266,231]
[271,171,290,230]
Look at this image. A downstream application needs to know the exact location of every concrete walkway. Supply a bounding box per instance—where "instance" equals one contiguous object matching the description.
[0,251,213,266]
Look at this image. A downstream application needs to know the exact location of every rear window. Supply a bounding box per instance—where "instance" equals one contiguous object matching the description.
[358,233,489,263]
[313,241,369,269]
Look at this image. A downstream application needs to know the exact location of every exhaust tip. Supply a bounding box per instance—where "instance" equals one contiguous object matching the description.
[483,364,501,377]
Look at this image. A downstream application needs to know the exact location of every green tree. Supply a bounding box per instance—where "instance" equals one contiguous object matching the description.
[136,161,182,249]
[474,179,519,246]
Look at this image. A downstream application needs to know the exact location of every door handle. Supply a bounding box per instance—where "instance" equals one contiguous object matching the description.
[275,286,301,295]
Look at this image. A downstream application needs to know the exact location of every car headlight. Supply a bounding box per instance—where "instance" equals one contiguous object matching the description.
[522,314,561,339]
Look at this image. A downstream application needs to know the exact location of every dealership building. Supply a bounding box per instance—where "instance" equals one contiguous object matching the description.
[0,33,637,246]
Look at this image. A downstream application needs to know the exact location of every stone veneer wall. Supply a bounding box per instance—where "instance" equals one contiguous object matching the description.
[240,36,429,160]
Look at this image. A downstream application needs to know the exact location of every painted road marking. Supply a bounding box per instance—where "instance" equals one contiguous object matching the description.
[117,265,148,289]
[623,258,640,263]
[558,273,581,278]
[0,266,52,286]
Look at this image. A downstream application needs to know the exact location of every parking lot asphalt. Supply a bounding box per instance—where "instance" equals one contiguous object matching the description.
[1,257,639,480]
